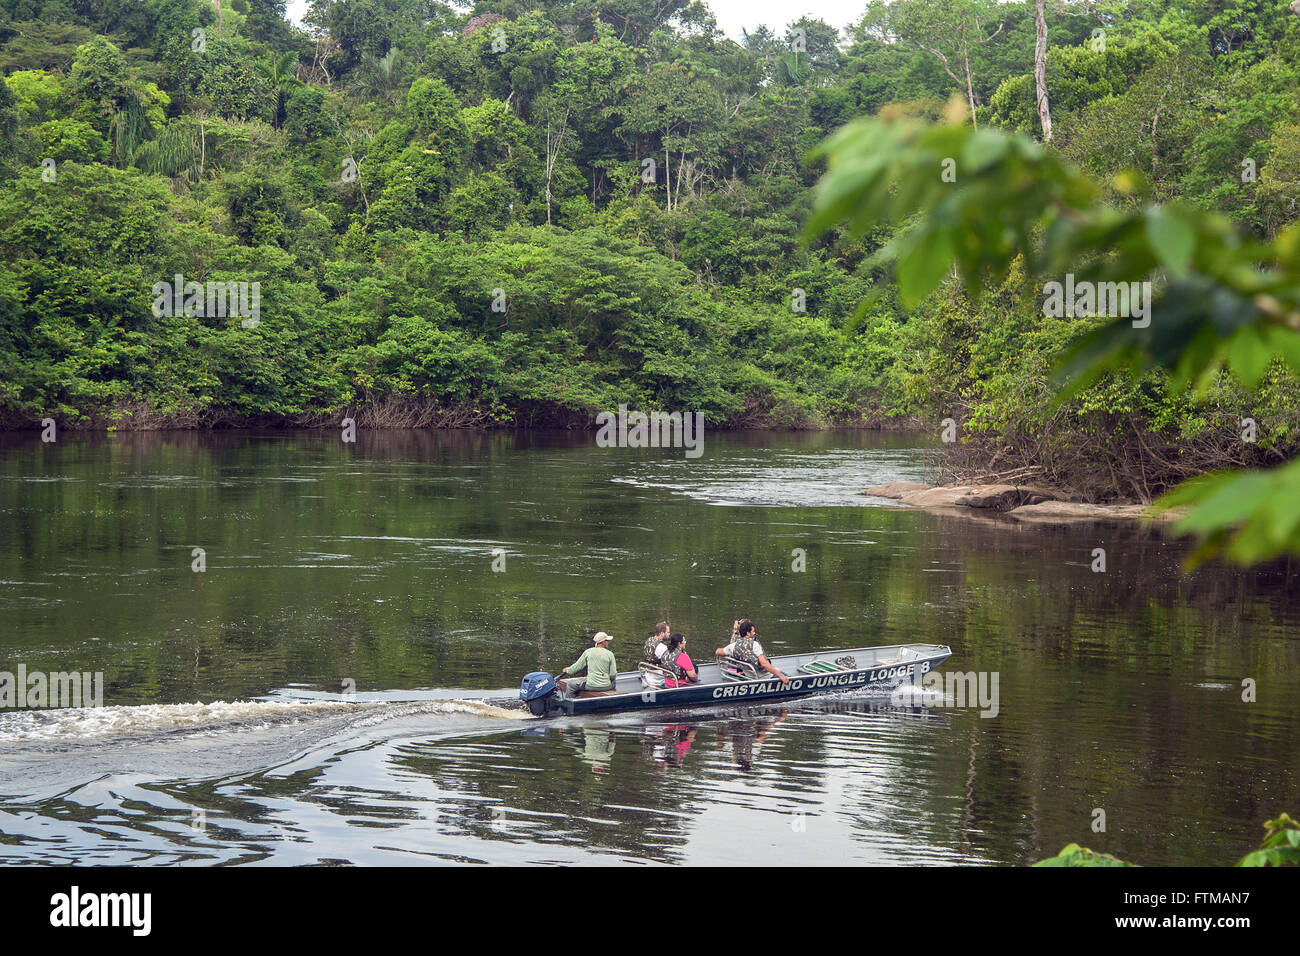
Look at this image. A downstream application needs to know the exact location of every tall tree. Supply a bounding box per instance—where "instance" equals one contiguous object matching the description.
[1033,0,1051,141]
[858,0,1009,127]
[618,61,723,211]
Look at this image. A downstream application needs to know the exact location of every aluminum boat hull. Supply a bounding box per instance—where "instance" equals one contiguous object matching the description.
[553,643,953,715]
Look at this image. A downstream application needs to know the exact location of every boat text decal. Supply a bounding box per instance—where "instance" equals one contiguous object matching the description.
[710,661,932,699]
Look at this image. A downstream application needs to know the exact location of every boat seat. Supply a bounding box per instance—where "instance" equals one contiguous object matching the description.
[719,657,760,681]
[798,655,860,676]
[558,676,621,696]
[799,659,848,675]
[639,662,672,688]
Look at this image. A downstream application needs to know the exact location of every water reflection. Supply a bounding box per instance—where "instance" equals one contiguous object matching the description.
[641,724,699,770]
[575,727,617,775]
[0,428,1297,865]
[719,711,787,771]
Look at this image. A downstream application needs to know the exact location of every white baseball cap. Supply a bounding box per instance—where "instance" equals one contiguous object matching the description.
[593,632,613,643]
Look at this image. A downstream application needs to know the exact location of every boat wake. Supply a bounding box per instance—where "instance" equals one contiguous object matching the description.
[610,447,935,508]
[889,683,948,707]
[0,696,530,804]
[0,697,527,748]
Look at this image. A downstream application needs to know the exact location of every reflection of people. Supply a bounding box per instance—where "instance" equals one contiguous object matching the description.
[667,725,697,765]
[644,723,698,769]
[559,632,618,696]
[725,711,788,771]
[716,620,789,684]
[663,634,699,687]
[580,728,616,775]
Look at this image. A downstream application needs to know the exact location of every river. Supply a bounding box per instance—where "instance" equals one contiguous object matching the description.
[0,429,1296,865]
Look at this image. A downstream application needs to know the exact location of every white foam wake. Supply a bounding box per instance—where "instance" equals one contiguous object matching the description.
[889,683,947,706]
[0,697,526,745]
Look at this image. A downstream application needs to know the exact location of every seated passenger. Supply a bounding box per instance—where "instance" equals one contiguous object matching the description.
[663,634,699,688]
[642,621,670,666]
[560,632,619,695]
[716,619,789,685]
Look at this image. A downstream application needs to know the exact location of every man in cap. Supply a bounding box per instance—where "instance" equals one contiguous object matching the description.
[560,632,619,696]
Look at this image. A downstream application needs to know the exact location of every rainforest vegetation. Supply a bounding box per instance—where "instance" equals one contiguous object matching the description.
[2,0,1299,507]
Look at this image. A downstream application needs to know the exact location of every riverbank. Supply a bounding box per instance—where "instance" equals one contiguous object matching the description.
[0,400,929,433]
[861,480,1180,523]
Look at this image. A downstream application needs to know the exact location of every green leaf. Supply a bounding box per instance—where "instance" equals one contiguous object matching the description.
[1168,471,1274,533]
[960,129,1010,172]
[1145,207,1195,276]
[894,228,953,307]
[1265,326,1300,376]
[1034,843,1134,866]
[1226,328,1272,389]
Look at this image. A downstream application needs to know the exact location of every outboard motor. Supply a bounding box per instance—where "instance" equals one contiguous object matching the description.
[520,672,558,716]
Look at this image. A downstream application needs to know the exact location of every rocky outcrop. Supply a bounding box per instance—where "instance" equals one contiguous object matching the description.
[1003,500,1157,522]
[859,480,931,499]
[861,482,1176,523]
[863,482,1058,512]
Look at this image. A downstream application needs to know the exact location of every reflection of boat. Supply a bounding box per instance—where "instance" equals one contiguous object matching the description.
[520,643,953,716]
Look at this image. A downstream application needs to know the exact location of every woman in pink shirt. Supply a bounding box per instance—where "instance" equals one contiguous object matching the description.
[663,634,699,688]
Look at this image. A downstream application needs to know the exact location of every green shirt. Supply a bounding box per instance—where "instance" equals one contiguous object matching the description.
[566,646,618,688]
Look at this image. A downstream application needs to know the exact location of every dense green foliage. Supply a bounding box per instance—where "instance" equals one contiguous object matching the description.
[1,0,1299,503]
[822,3,1300,512]
[811,100,1300,563]
[0,0,903,429]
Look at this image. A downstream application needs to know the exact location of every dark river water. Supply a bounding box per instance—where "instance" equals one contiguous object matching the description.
[0,429,1297,865]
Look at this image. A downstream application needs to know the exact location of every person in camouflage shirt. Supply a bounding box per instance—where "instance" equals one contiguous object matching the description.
[716,620,790,685]
[729,635,759,665]
[661,633,699,686]
[642,621,670,666]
